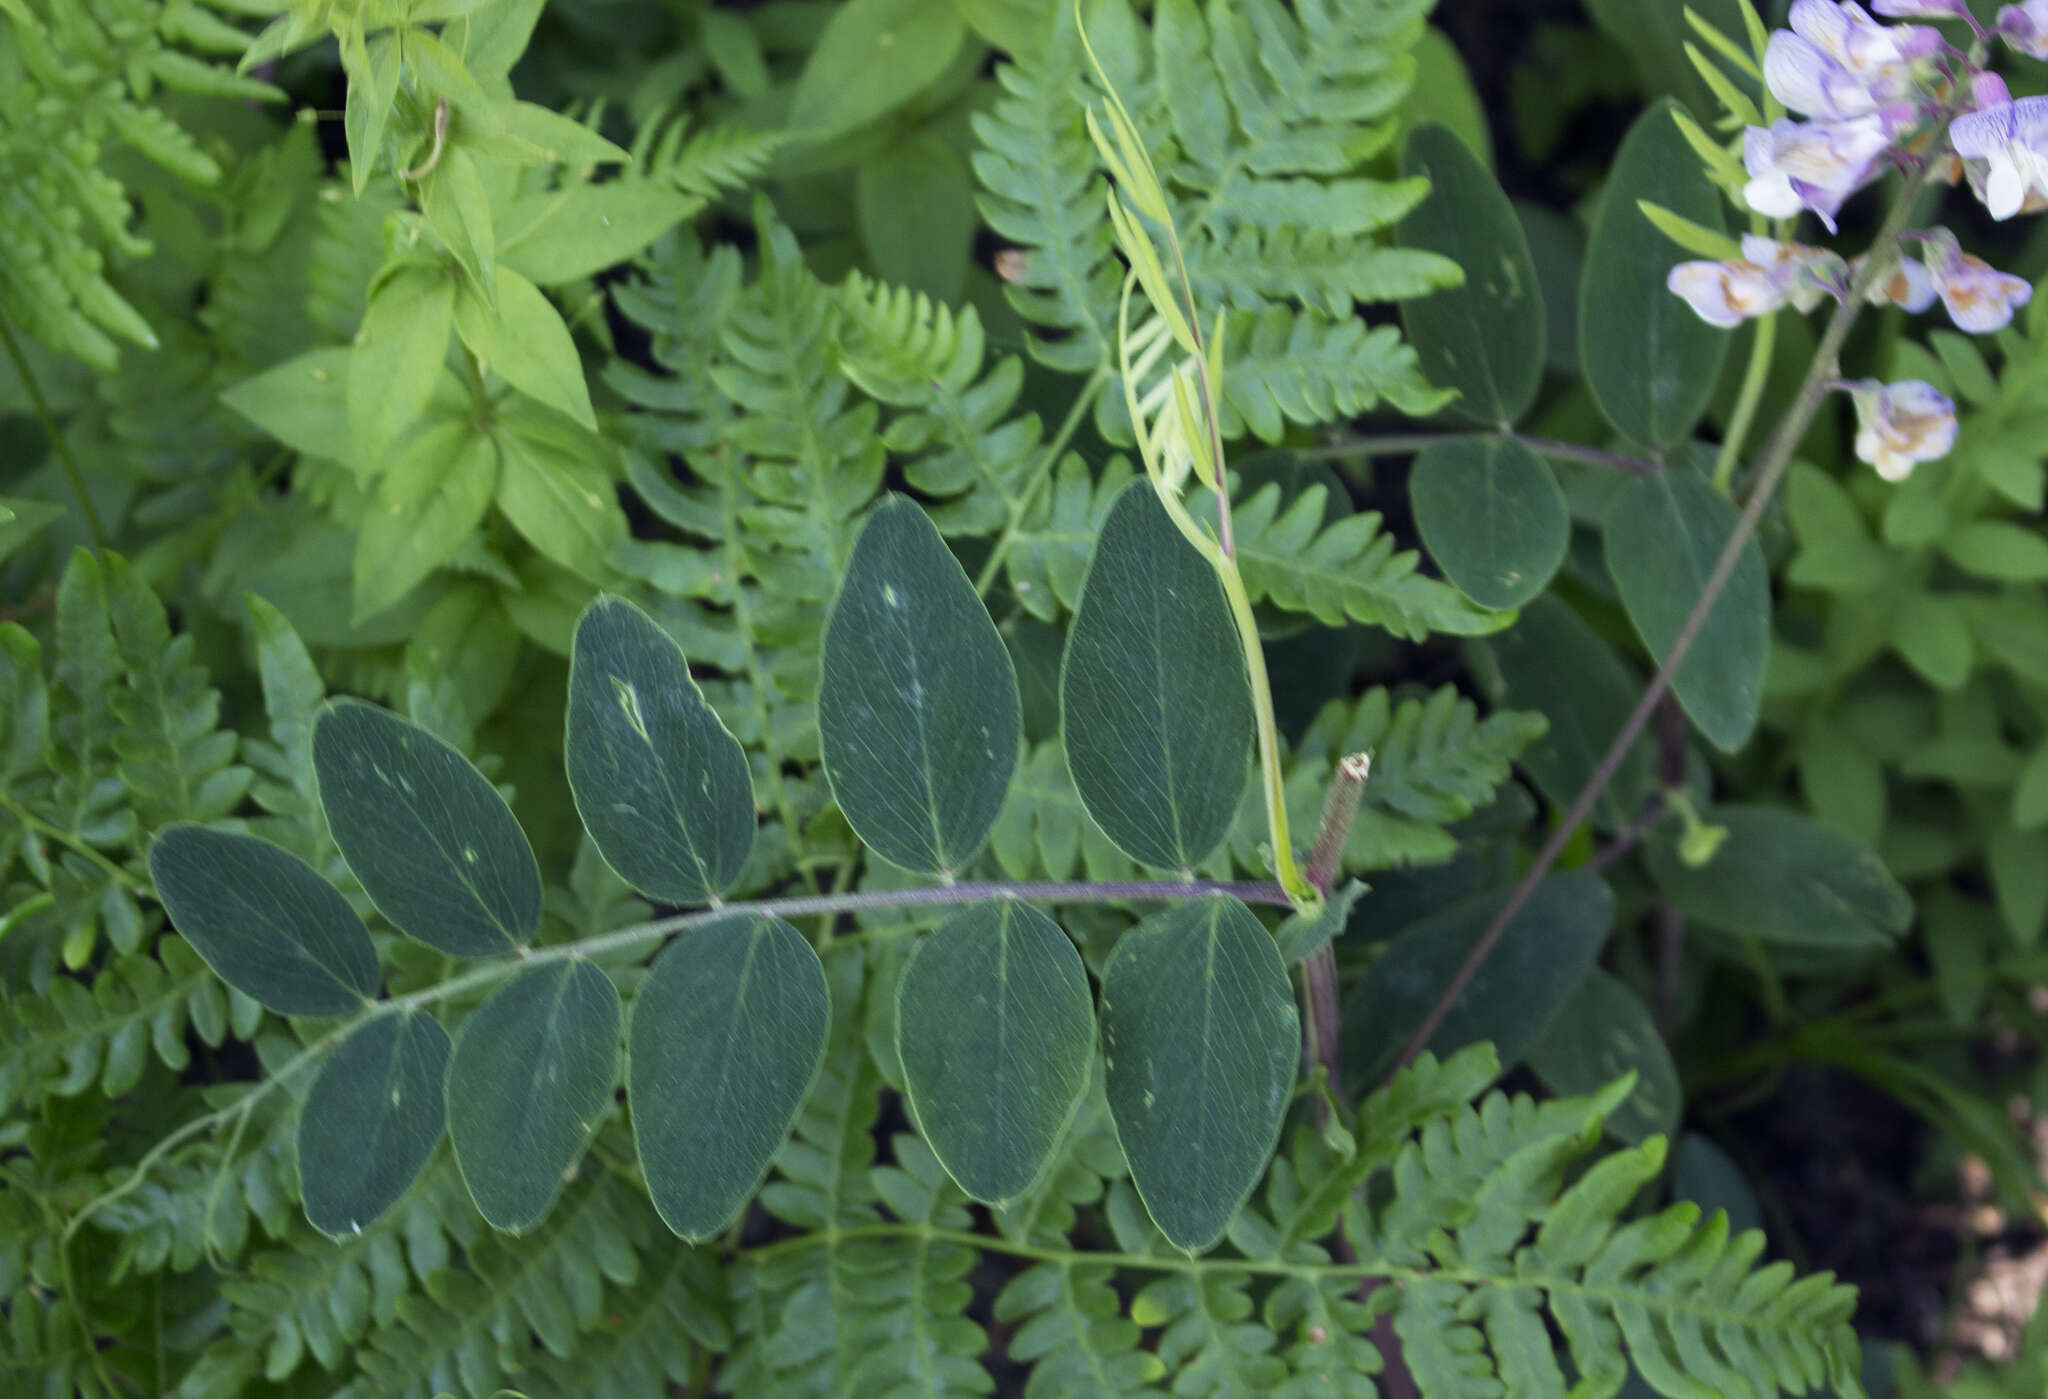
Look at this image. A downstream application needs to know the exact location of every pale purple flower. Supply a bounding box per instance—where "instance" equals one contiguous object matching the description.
[1950,94,2048,220]
[1997,1,2048,58]
[1765,31,1882,118]
[1852,251,1937,311]
[1667,237,1849,326]
[1871,0,1974,18]
[1792,0,1943,76]
[1846,379,1957,480]
[1920,228,2033,331]
[1668,260,1789,326]
[1743,116,1891,230]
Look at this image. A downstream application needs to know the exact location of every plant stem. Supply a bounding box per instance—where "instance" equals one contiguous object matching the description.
[1307,430,1660,477]
[1214,561,1314,904]
[974,367,1109,598]
[63,875,1291,1246]
[1385,165,1932,1081]
[1714,308,1777,494]
[0,307,108,551]
[2,797,147,892]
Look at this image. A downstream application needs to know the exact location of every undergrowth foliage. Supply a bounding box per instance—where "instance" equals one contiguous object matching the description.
[16,0,2046,1393]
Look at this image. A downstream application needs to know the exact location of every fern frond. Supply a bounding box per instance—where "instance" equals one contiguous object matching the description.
[0,0,280,366]
[995,1260,1163,1397]
[1215,309,1451,441]
[1220,483,1507,641]
[838,272,1050,535]
[1002,454,1136,622]
[638,115,791,200]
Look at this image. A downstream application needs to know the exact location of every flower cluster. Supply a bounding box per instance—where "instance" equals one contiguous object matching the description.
[1665,0,2048,481]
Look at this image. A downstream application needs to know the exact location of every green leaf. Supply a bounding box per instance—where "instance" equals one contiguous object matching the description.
[1409,437,1567,610]
[1580,100,1730,448]
[819,496,1021,877]
[1891,592,1973,691]
[1646,804,1912,949]
[2014,742,2048,831]
[1941,520,2048,582]
[453,269,595,429]
[0,623,47,787]
[220,347,352,462]
[348,262,455,465]
[1483,595,1657,831]
[856,130,974,304]
[148,826,378,1017]
[313,698,541,956]
[788,0,966,139]
[339,28,401,194]
[1605,469,1769,752]
[1526,970,1681,1145]
[0,497,61,565]
[500,181,701,286]
[1988,825,2048,947]
[1062,482,1251,871]
[491,100,631,166]
[447,960,621,1232]
[493,407,626,583]
[565,596,754,904]
[1099,897,1298,1252]
[421,147,497,299]
[298,1011,451,1238]
[354,416,499,623]
[896,901,1094,1204]
[629,913,829,1240]
[1396,123,1543,426]
[1785,462,1887,593]
[1405,28,1494,169]
[1342,871,1615,1086]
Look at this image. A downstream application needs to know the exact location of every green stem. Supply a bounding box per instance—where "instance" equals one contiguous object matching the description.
[0,306,108,551]
[1386,163,1934,1081]
[1713,310,1777,494]
[1215,559,1313,904]
[974,366,1109,598]
[62,875,1292,1246]
[1307,430,1660,477]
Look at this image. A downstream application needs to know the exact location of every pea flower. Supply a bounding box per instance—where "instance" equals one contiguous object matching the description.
[1997,1,2048,58]
[1669,237,1848,325]
[1768,2,1939,119]
[1918,227,2033,331]
[1743,116,1891,229]
[1871,0,1974,17]
[1846,378,1957,480]
[1852,250,1936,311]
[1950,93,2048,219]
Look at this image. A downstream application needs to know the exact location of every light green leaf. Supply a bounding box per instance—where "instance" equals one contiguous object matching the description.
[787,0,966,139]
[491,100,631,166]
[1646,805,1912,949]
[354,417,499,623]
[897,901,1094,1204]
[2014,742,2048,831]
[447,960,621,1232]
[1410,437,1566,610]
[1605,469,1769,752]
[493,407,626,582]
[1580,100,1730,448]
[1941,520,2048,582]
[1100,897,1297,1252]
[500,181,701,286]
[1785,462,1887,593]
[1062,482,1251,871]
[340,28,401,194]
[629,913,828,1240]
[221,347,353,462]
[856,130,974,304]
[449,0,545,78]
[0,624,48,787]
[313,698,541,956]
[1891,592,1973,691]
[1405,27,1493,169]
[1483,595,1658,832]
[1527,970,1681,1145]
[348,262,454,465]
[566,596,754,904]
[148,826,378,1016]
[0,497,63,565]
[1342,871,1614,1086]
[298,1011,450,1237]
[422,147,496,299]
[819,496,1021,877]
[1396,123,1543,426]
[1988,824,2048,947]
[454,269,595,429]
